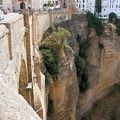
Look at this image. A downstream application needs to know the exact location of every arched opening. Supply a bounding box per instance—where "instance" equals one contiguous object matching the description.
[19,59,29,103]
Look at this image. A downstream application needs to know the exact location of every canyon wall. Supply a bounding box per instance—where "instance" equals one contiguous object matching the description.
[47,46,79,120]
[69,15,120,119]
[46,14,120,120]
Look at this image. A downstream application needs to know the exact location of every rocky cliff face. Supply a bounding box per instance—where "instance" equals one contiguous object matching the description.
[48,47,79,120]
[47,14,120,120]
[39,14,120,120]
[75,19,120,119]
[39,27,79,120]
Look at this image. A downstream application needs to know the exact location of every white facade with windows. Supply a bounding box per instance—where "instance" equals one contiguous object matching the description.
[75,0,120,18]
[100,0,120,18]
[75,0,95,14]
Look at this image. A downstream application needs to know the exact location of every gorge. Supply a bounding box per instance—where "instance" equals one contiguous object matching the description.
[0,11,120,120]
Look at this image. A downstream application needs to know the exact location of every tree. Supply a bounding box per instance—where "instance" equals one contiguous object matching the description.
[108,12,117,24]
[87,11,104,36]
[116,19,120,36]
[108,12,120,36]
[95,0,102,13]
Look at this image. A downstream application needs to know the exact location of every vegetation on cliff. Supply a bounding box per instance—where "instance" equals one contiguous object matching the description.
[39,27,71,83]
[95,0,102,13]
[40,49,59,82]
[87,11,104,36]
[109,12,117,24]
[108,12,120,36]
[75,34,90,93]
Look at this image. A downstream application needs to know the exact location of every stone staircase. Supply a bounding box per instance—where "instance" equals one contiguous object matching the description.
[103,40,116,65]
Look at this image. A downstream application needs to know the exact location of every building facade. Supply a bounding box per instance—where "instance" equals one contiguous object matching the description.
[100,0,120,18]
[75,0,95,14]
[75,0,120,18]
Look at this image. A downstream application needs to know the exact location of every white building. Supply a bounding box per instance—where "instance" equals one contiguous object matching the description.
[0,0,13,12]
[100,0,120,18]
[30,0,60,10]
[75,0,120,18]
[75,0,95,14]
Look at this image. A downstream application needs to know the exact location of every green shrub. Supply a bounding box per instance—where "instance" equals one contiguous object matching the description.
[40,27,71,55]
[40,27,71,84]
[40,48,59,79]
[48,1,53,7]
[95,0,102,13]
[48,97,53,115]
[76,34,89,60]
[79,67,90,93]
[116,19,120,36]
[75,56,85,76]
[108,12,117,24]
[87,12,104,36]
[45,72,54,84]
[75,34,90,93]
[108,13,120,36]
[99,42,104,49]
[76,34,82,44]
[79,40,89,60]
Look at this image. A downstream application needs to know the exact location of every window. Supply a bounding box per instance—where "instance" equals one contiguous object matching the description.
[56,1,58,5]
[83,4,84,8]
[79,4,81,8]
[83,0,84,3]
[0,0,2,5]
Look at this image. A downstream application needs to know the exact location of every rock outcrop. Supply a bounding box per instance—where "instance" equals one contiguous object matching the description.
[76,19,120,119]
[55,14,120,119]
[48,47,79,120]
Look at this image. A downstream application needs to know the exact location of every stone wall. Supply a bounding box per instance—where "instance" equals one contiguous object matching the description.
[32,12,50,43]
[0,13,42,120]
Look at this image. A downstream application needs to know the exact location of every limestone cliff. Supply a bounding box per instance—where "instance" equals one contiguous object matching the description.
[48,14,120,120]
[39,27,79,120]
[75,18,120,119]
[48,46,79,120]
